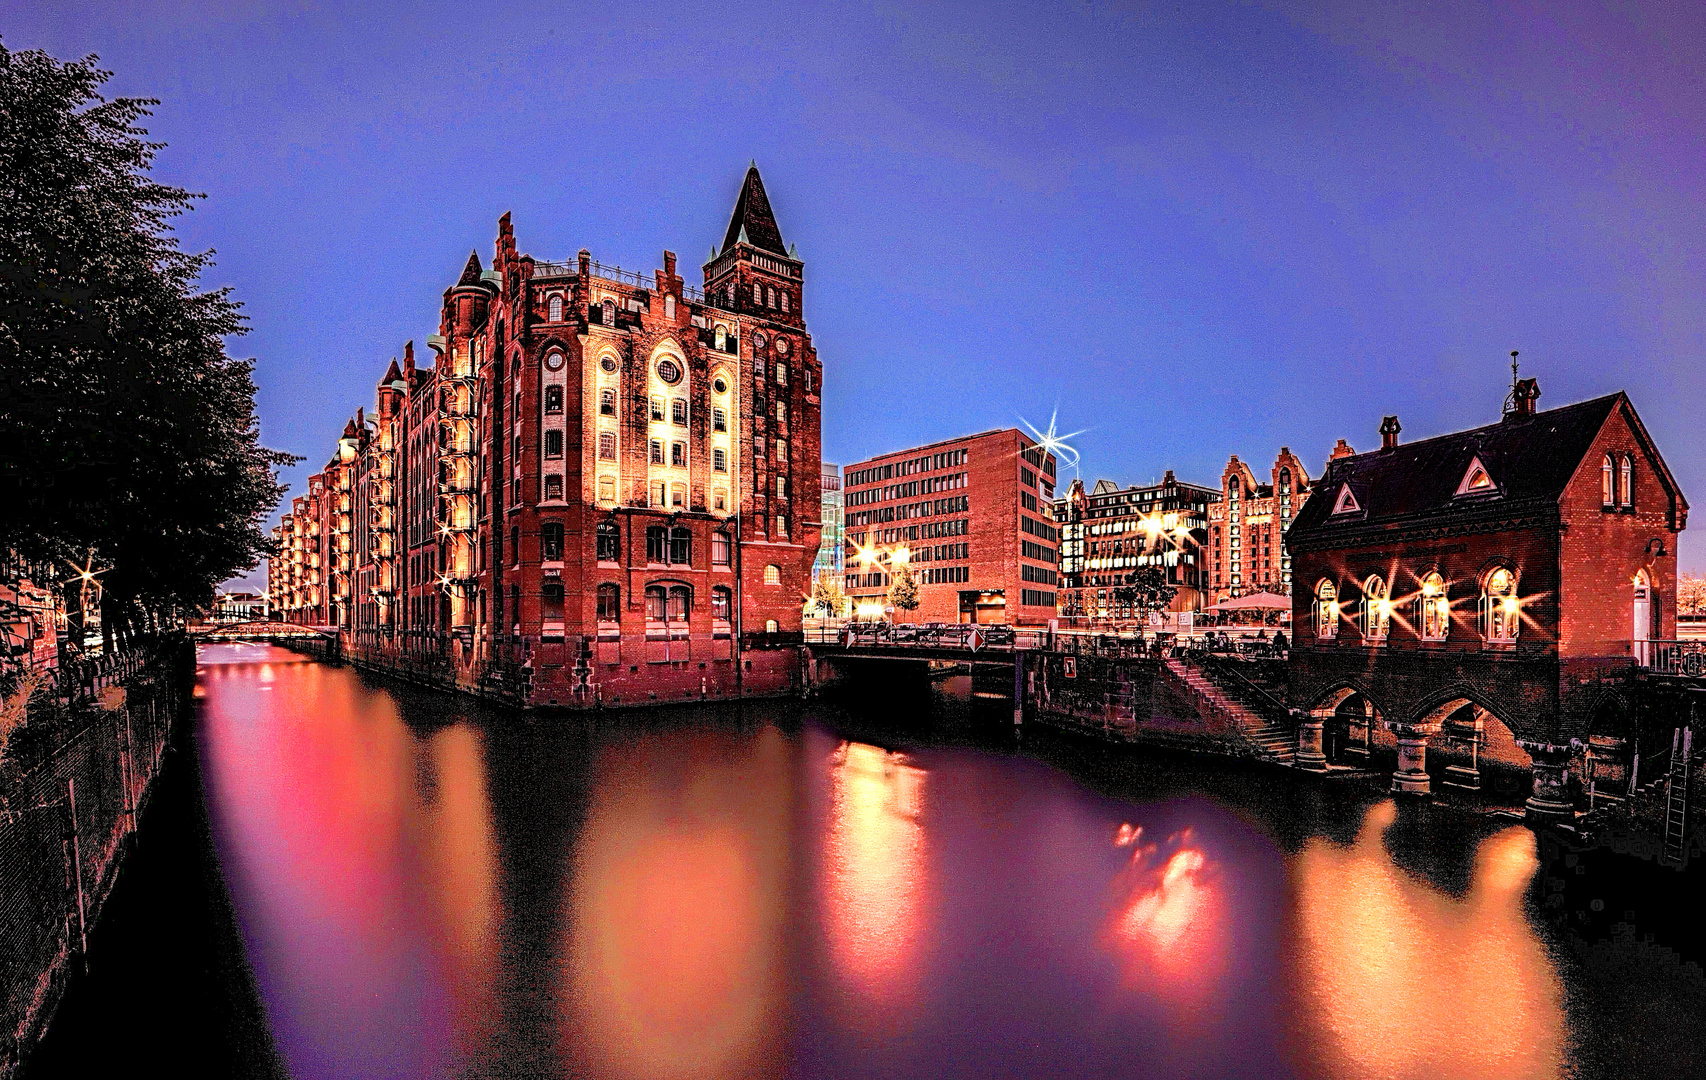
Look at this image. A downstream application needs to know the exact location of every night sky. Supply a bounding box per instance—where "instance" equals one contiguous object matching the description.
[7,2,1701,587]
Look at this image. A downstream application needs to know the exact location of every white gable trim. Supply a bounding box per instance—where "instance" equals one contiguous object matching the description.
[1455,455,1496,496]
[1332,484,1361,515]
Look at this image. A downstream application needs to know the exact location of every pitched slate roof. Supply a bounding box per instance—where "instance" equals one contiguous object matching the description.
[719,165,788,256]
[1288,393,1626,541]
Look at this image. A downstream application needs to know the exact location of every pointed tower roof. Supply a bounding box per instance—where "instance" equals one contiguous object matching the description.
[456,250,484,287]
[380,358,402,385]
[719,165,788,256]
[341,417,360,439]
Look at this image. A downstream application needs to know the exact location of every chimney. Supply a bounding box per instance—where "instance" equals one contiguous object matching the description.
[1512,377,1540,417]
[404,340,415,375]
[1380,415,1401,450]
[1330,439,1355,461]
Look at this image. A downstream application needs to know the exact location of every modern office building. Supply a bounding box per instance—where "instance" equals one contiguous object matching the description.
[842,428,1058,625]
[814,461,843,582]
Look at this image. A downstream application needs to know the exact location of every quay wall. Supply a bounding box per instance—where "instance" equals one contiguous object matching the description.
[1025,652,1273,759]
[0,637,192,1079]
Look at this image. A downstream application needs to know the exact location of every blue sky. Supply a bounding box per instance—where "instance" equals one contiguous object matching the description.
[7,1,1702,584]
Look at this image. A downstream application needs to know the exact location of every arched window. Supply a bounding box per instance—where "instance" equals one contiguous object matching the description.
[764,564,781,585]
[597,520,619,562]
[711,586,731,621]
[753,283,763,306]
[1482,567,1519,644]
[765,619,779,633]
[669,526,692,566]
[1419,571,1449,640]
[597,388,613,416]
[776,475,787,498]
[776,401,787,424]
[1278,468,1291,495]
[548,295,563,322]
[602,298,616,326]
[663,293,675,319]
[780,290,789,313]
[596,583,619,622]
[766,286,776,308]
[541,521,564,561]
[1620,454,1634,508]
[598,432,616,460]
[1315,579,1338,640]
[1602,455,1615,507]
[645,584,667,620]
[1362,576,1390,640]
[775,361,787,385]
[714,325,727,350]
[667,585,691,621]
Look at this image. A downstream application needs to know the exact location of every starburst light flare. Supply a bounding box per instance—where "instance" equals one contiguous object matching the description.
[1018,408,1085,474]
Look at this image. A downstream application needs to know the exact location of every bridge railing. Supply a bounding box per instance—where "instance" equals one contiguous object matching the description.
[1642,639,1706,677]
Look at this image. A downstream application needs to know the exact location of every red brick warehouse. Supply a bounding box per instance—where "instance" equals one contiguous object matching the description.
[842,429,1060,625]
[271,166,823,707]
[1285,379,1688,819]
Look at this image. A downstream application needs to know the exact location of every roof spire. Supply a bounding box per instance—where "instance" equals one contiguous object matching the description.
[456,250,483,287]
[719,164,788,256]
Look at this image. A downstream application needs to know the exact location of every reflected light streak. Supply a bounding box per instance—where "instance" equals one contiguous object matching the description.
[824,742,929,1017]
[1106,827,1226,1006]
[567,727,791,1080]
[1290,801,1564,1080]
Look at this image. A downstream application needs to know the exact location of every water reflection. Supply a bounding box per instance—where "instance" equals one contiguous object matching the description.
[822,741,929,1020]
[564,725,791,1080]
[1291,800,1566,1080]
[190,646,1620,1080]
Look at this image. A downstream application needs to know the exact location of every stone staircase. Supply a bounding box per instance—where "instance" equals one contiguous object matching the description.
[1163,657,1296,765]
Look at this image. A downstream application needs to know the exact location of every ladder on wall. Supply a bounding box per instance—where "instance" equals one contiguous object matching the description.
[1661,725,1693,866]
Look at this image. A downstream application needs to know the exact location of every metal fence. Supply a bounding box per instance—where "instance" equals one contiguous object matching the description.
[0,642,183,1078]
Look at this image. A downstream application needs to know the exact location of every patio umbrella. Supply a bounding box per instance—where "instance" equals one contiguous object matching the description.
[1206,591,1291,612]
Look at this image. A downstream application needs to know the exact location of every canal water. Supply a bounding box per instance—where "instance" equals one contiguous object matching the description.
[27,644,1706,1079]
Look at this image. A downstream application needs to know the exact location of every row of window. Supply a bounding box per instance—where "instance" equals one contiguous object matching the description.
[848,494,969,528]
[1020,563,1058,585]
[922,566,970,584]
[847,449,967,488]
[1601,453,1636,509]
[1020,516,1058,542]
[1021,540,1056,563]
[1021,589,1057,608]
[1313,568,1519,644]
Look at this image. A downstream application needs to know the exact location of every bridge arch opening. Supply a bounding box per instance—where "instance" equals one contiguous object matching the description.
[1308,685,1385,767]
[1404,693,1528,798]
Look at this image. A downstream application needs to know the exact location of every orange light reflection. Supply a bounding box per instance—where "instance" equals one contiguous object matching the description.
[1106,826,1226,1008]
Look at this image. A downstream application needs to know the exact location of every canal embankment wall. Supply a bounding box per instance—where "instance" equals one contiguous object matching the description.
[0,637,192,1080]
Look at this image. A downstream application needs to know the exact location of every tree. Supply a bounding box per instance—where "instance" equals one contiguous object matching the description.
[887,564,919,616]
[810,577,847,618]
[0,43,294,642]
[1121,566,1178,620]
[1680,573,1706,618]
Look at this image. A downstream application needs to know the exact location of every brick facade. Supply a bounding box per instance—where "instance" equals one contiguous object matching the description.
[1287,384,1687,754]
[1205,447,1313,601]
[269,167,821,707]
[842,429,1059,625]
[1053,471,1217,621]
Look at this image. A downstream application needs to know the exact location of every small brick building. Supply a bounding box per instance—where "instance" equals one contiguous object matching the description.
[842,429,1059,625]
[1285,380,1688,817]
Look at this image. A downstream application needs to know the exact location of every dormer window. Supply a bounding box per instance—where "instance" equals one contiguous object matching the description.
[1455,456,1495,496]
[1331,484,1361,515]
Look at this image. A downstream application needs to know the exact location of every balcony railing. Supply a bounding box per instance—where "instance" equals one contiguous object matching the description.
[1641,639,1706,677]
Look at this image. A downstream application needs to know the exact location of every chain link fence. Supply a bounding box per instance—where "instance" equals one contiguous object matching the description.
[0,637,188,1078]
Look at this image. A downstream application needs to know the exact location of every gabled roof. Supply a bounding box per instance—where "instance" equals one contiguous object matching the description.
[380,359,402,385]
[719,165,788,256]
[1289,392,1644,541]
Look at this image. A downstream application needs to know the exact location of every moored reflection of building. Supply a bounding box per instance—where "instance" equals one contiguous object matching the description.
[1205,448,1313,603]
[1054,471,1216,623]
[268,166,823,707]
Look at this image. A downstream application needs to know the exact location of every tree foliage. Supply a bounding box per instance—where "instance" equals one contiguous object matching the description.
[1680,573,1706,618]
[810,577,847,618]
[0,43,293,629]
[1112,566,1177,619]
[887,564,919,614]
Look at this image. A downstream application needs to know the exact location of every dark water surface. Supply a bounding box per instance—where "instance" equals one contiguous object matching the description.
[33,644,1706,1079]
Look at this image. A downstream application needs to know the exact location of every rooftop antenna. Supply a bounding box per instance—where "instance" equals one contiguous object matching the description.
[1502,350,1520,415]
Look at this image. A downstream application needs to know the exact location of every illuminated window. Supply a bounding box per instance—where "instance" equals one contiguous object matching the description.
[763,564,780,585]
[1315,579,1338,640]
[1482,567,1519,644]
[780,291,789,313]
[775,514,788,537]
[1602,454,1615,507]
[1419,572,1449,640]
[775,439,787,462]
[767,286,776,308]
[775,361,787,385]
[1620,454,1634,508]
[776,401,787,424]
[1362,576,1389,641]
[776,475,787,498]
[714,325,727,350]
